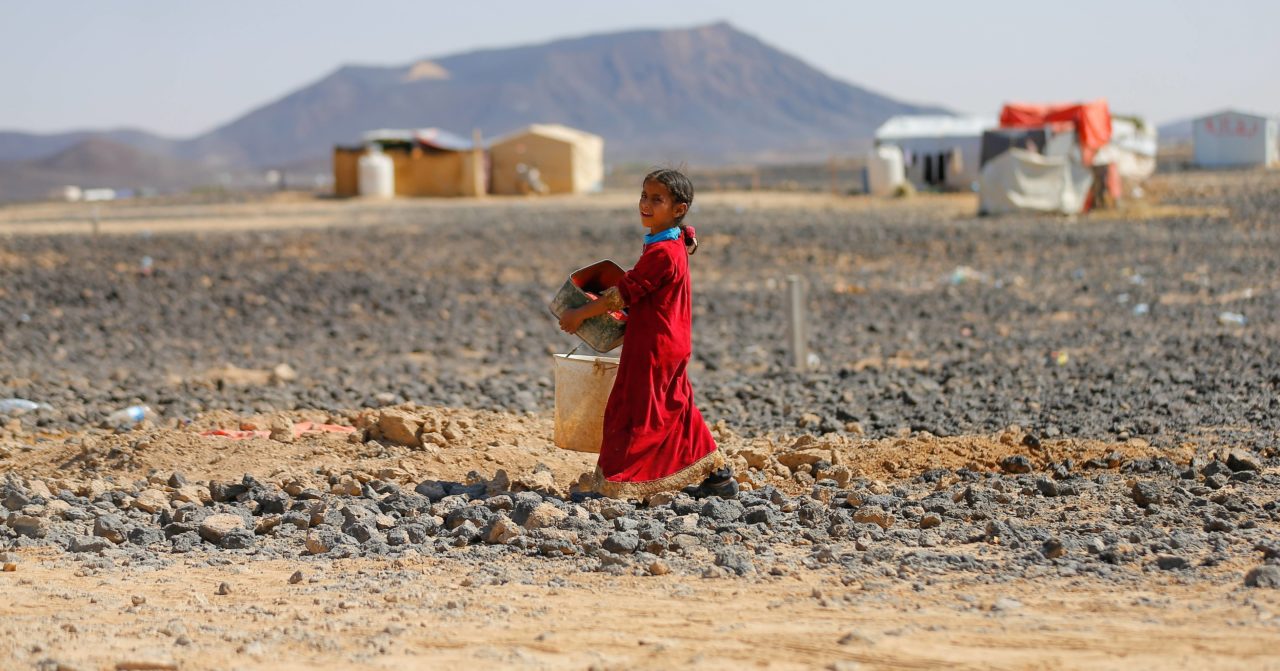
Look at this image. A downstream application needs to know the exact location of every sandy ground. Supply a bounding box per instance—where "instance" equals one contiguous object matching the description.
[4,179,1280,670]
[0,189,977,237]
[4,407,1278,670]
[4,547,1279,671]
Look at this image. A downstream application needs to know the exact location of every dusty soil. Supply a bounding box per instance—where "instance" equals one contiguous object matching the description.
[3,171,1280,670]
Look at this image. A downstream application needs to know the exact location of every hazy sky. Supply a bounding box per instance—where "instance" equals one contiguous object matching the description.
[3,0,1276,137]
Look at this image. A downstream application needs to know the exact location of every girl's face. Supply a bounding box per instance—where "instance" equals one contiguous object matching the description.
[639,179,687,234]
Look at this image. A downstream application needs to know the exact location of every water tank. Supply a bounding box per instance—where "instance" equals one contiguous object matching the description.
[358,145,395,198]
[866,145,905,196]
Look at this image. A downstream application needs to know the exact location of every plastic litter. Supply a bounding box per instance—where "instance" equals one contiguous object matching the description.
[0,399,51,415]
[1133,303,1150,316]
[104,405,155,428]
[1218,312,1247,326]
[948,266,990,285]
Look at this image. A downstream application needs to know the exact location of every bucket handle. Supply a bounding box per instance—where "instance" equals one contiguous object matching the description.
[564,343,583,358]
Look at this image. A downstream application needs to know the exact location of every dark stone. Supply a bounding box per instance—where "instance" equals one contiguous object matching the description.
[700,498,745,523]
[1131,481,1164,508]
[209,481,248,503]
[999,455,1033,475]
[602,532,640,554]
[1244,565,1280,588]
[714,548,755,575]
[219,528,256,549]
[1156,555,1190,570]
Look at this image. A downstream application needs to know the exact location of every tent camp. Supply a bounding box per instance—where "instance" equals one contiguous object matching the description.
[333,128,484,198]
[488,124,604,195]
[873,115,995,191]
[978,100,1116,215]
[979,148,1093,216]
[1192,110,1278,168]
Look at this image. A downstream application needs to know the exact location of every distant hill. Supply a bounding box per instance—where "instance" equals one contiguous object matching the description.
[182,22,945,166]
[0,137,216,202]
[1157,118,1194,145]
[0,22,946,200]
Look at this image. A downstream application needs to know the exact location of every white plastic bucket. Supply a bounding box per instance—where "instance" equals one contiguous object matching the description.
[553,353,620,453]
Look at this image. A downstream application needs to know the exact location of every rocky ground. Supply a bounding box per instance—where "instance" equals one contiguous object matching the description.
[1,171,1279,670]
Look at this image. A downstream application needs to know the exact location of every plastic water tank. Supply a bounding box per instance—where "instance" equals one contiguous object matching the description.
[358,145,394,198]
[866,145,905,196]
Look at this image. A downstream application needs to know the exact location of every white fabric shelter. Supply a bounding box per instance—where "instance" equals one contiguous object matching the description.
[1192,110,1278,168]
[874,115,996,191]
[979,148,1094,216]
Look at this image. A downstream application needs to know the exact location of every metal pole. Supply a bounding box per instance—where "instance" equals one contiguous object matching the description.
[786,275,807,372]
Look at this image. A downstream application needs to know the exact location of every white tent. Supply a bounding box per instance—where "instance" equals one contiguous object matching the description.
[874,115,996,191]
[1192,110,1278,168]
[1095,118,1158,182]
[978,148,1094,216]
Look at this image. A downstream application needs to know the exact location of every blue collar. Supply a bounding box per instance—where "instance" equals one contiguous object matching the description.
[643,227,681,245]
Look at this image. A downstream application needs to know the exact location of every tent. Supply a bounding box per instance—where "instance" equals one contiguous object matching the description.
[1096,117,1158,183]
[332,128,484,198]
[873,115,996,190]
[1192,110,1279,168]
[978,148,1093,216]
[999,100,1112,165]
[488,124,604,195]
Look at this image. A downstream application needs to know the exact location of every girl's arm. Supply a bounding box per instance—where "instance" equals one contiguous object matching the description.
[559,287,624,334]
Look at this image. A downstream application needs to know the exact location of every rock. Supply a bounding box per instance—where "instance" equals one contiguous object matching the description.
[521,503,567,530]
[1130,481,1164,508]
[1042,538,1067,559]
[413,480,448,502]
[269,417,295,443]
[6,513,47,538]
[737,447,774,470]
[288,570,304,584]
[700,498,745,523]
[992,597,1022,611]
[93,514,128,544]
[918,513,942,529]
[378,409,422,447]
[171,485,209,505]
[1245,565,1280,589]
[216,581,232,595]
[645,492,677,507]
[603,532,640,554]
[714,548,755,575]
[69,535,110,553]
[1034,478,1059,497]
[133,489,169,513]
[999,455,1033,474]
[515,469,556,494]
[776,448,834,471]
[483,515,522,545]
[648,560,671,576]
[198,513,247,544]
[1226,450,1262,472]
[1156,555,1190,570]
[305,528,342,555]
[271,363,298,383]
[852,505,894,529]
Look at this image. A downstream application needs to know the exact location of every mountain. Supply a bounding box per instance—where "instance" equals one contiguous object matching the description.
[0,22,946,200]
[185,22,944,166]
[0,128,178,163]
[0,137,217,202]
[1157,118,1194,145]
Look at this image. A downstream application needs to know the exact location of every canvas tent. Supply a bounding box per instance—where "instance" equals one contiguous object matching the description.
[333,128,484,198]
[1096,117,1158,183]
[978,100,1119,215]
[999,100,1112,165]
[874,115,995,191]
[1192,110,1278,168]
[488,124,604,195]
[978,148,1093,216]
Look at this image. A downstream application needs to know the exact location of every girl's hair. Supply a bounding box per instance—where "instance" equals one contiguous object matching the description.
[644,167,698,255]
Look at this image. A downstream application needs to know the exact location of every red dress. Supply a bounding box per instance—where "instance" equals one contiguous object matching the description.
[594,238,722,498]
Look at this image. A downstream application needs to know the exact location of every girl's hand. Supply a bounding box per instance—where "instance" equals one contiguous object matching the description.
[559,308,585,334]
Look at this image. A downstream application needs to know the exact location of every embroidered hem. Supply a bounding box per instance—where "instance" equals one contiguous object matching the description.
[592,448,725,500]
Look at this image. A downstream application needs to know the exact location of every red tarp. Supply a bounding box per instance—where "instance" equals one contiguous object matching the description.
[999,100,1112,165]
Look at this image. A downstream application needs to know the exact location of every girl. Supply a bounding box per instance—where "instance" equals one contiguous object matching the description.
[559,168,736,500]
